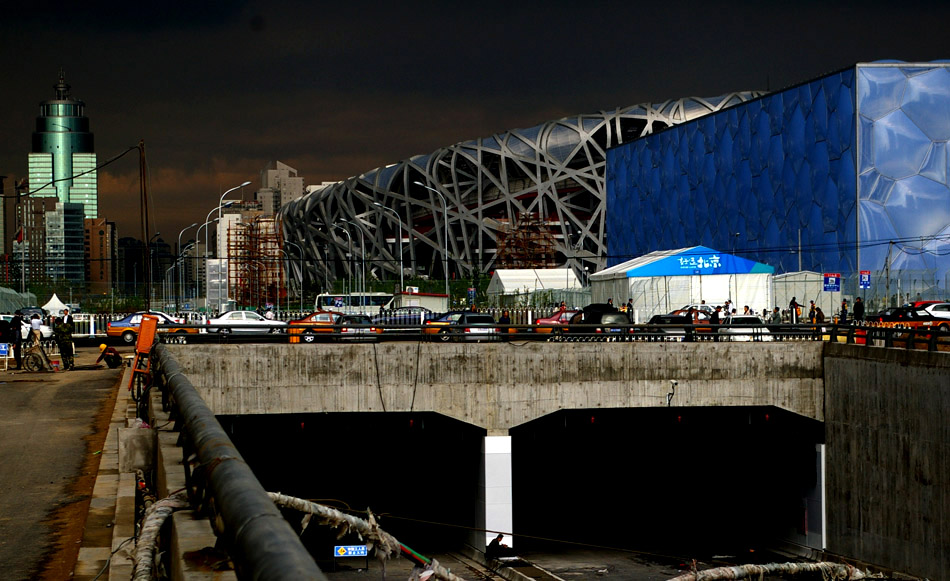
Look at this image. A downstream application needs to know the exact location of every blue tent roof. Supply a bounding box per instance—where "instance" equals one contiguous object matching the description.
[593,246,774,279]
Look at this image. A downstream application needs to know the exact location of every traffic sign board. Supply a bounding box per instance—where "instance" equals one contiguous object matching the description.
[334,545,368,557]
[859,270,871,289]
[823,273,841,292]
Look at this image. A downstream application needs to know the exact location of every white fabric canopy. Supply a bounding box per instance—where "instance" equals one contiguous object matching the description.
[42,293,68,315]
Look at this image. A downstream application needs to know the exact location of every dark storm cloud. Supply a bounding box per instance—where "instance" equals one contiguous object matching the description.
[2,0,949,243]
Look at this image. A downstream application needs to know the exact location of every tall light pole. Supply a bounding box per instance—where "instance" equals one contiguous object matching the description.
[412,181,449,298]
[146,232,161,311]
[177,223,198,313]
[164,264,175,310]
[284,240,304,312]
[178,243,195,311]
[196,217,219,307]
[374,202,404,292]
[333,226,352,299]
[216,180,251,258]
[345,220,366,311]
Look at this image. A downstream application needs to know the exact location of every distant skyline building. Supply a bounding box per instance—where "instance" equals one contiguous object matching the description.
[256,161,304,215]
[85,217,116,293]
[28,72,98,220]
[45,201,85,284]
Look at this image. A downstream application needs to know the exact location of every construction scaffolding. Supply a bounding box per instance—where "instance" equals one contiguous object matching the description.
[227,216,285,308]
[494,212,558,269]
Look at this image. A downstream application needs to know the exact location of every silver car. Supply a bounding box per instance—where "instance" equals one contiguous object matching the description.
[719,315,773,342]
[207,311,287,334]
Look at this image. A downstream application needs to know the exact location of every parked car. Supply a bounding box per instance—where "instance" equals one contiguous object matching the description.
[429,311,499,342]
[566,308,632,338]
[718,315,773,341]
[669,304,715,320]
[288,310,344,343]
[643,314,693,341]
[106,311,197,344]
[207,310,288,334]
[866,306,930,323]
[0,314,53,341]
[371,306,433,331]
[422,311,467,338]
[533,309,581,334]
[339,314,383,341]
[922,302,950,320]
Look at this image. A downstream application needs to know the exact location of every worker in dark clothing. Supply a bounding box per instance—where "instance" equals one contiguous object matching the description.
[96,344,123,368]
[53,317,74,370]
[853,297,865,322]
[8,314,23,369]
[486,533,512,560]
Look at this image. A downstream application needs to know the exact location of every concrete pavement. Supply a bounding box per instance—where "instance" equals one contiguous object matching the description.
[0,342,126,580]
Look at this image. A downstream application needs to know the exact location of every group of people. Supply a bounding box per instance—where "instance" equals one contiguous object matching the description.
[1,308,123,371]
[788,296,864,324]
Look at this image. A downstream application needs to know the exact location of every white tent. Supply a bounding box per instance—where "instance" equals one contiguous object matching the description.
[589,246,774,321]
[486,268,582,306]
[42,293,68,315]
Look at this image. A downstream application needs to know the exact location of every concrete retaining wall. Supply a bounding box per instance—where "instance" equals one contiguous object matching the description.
[823,343,950,579]
[168,341,824,431]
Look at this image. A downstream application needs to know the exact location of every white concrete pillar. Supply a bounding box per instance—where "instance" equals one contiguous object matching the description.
[477,435,513,551]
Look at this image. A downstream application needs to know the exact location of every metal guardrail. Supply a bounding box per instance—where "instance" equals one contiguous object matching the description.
[152,343,327,580]
[149,321,950,351]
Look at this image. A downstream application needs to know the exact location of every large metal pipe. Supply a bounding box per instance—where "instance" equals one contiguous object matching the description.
[154,343,326,580]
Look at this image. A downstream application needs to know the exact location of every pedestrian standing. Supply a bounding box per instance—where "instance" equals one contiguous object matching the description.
[841,299,849,322]
[789,297,801,324]
[9,313,23,369]
[29,314,43,346]
[853,297,865,322]
[53,317,74,370]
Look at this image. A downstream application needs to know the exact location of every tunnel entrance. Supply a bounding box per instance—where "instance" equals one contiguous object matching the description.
[218,405,822,563]
[218,412,486,564]
[510,406,824,557]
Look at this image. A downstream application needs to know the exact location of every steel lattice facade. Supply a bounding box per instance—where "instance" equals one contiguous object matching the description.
[279,92,762,292]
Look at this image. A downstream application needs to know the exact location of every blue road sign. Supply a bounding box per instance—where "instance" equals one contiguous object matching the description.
[334,545,368,557]
[859,270,871,289]
[823,273,841,292]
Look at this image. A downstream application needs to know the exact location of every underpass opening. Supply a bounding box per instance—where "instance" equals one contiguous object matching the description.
[218,411,486,566]
[510,406,824,557]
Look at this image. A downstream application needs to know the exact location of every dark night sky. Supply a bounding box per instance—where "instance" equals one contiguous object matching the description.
[2,0,948,245]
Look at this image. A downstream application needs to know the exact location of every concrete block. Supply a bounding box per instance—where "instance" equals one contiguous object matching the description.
[118,427,156,473]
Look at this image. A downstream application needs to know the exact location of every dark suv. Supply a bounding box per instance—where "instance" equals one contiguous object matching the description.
[433,311,499,342]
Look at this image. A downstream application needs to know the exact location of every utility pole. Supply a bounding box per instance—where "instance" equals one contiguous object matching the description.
[139,141,152,311]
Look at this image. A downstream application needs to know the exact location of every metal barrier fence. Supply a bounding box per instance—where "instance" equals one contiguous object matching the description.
[151,343,327,580]
[154,321,950,351]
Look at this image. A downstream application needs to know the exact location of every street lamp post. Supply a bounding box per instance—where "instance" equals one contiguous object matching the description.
[196,217,219,307]
[374,203,404,292]
[177,223,198,313]
[412,181,449,298]
[283,240,305,312]
[215,180,251,259]
[202,201,235,314]
[146,232,161,311]
[345,221,366,312]
[164,264,175,310]
[333,226,352,300]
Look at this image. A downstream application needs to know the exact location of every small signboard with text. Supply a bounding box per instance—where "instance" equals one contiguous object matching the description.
[823,273,841,292]
[334,545,368,558]
[859,270,871,289]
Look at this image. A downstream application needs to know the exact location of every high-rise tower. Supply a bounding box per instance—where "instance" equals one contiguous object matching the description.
[28,71,98,219]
